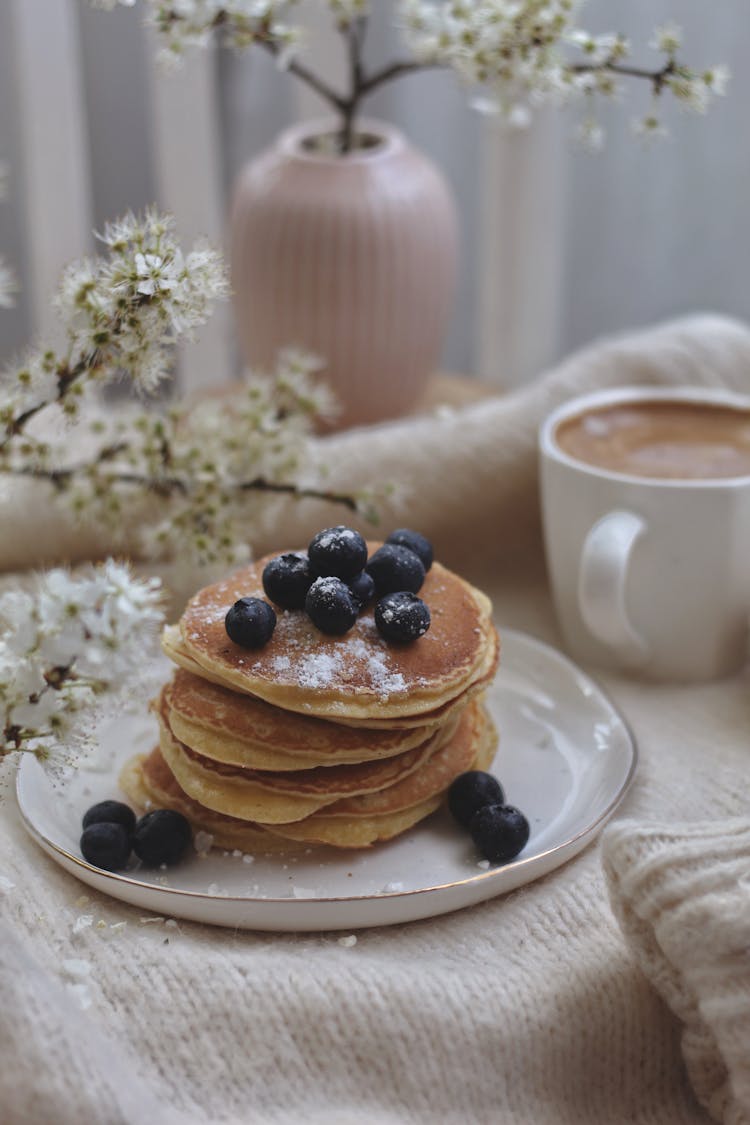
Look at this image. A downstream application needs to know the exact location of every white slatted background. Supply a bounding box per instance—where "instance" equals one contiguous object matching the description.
[9,0,93,346]
[144,28,234,391]
[477,112,565,387]
[3,1,563,392]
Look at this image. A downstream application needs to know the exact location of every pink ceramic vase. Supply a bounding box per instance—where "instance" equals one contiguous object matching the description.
[229,119,458,428]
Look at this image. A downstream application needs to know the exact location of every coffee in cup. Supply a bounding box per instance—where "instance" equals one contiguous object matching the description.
[539,387,750,681]
[555,399,750,481]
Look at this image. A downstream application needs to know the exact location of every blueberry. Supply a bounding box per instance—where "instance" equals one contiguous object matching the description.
[470,804,530,864]
[82,799,136,835]
[374,592,430,643]
[447,771,505,828]
[365,544,425,596]
[308,526,368,580]
[348,570,376,610]
[80,822,132,872]
[133,809,192,867]
[386,528,434,572]
[262,552,314,610]
[225,597,276,648]
[305,576,358,636]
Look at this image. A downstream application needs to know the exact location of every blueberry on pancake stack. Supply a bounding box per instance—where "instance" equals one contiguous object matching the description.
[120,528,500,851]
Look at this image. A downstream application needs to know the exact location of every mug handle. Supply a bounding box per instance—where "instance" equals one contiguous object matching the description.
[578,510,650,665]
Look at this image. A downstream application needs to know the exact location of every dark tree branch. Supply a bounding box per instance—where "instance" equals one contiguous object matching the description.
[359,58,444,96]
[1,459,359,512]
[1,356,95,450]
[569,57,677,93]
[257,37,347,111]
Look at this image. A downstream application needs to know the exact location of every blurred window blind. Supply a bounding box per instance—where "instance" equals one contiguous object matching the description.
[0,0,745,389]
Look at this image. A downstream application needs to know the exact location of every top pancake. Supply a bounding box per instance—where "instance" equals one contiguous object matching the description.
[172,550,498,723]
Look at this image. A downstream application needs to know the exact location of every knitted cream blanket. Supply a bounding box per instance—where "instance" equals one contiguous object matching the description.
[1,314,749,1124]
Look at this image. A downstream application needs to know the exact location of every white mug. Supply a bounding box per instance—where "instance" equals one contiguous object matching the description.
[539,386,750,681]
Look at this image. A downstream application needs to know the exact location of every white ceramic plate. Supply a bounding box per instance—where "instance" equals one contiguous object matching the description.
[16,629,636,932]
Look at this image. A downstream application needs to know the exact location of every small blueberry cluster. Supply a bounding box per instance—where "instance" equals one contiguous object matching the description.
[225,526,434,647]
[80,799,192,872]
[447,771,530,864]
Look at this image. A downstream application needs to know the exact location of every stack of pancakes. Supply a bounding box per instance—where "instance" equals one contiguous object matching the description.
[120,551,500,851]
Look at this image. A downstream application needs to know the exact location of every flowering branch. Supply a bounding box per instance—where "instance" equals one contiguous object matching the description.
[1,207,229,452]
[0,209,368,570]
[0,206,373,768]
[96,2,728,152]
[0,561,164,765]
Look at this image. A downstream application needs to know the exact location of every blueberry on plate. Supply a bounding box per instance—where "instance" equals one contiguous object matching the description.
[348,569,376,610]
[365,544,425,596]
[305,576,358,636]
[447,771,505,829]
[262,552,314,610]
[82,799,136,835]
[133,809,192,867]
[225,597,276,648]
[80,822,132,872]
[374,591,430,643]
[308,526,368,580]
[386,528,434,572]
[470,804,530,865]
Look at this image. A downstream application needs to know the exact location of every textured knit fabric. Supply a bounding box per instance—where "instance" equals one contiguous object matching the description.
[1,313,749,1124]
[603,820,750,1125]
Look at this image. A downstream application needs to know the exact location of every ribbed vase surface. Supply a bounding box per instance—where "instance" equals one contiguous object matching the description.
[230,119,457,428]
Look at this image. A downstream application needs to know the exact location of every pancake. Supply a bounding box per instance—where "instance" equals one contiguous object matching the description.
[265,701,497,847]
[170,550,498,723]
[161,668,444,770]
[119,707,496,851]
[156,704,454,824]
[121,749,441,854]
[119,750,300,854]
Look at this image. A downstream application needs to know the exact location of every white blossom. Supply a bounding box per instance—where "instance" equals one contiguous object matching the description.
[400,2,724,137]
[632,112,669,143]
[667,71,711,115]
[666,63,730,114]
[704,63,731,98]
[567,30,627,68]
[327,0,369,26]
[143,1,301,58]
[650,22,682,56]
[53,208,228,395]
[575,117,605,152]
[0,562,164,767]
[0,209,226,462]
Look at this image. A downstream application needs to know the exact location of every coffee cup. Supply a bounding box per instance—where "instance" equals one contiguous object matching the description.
[539,386,750,681]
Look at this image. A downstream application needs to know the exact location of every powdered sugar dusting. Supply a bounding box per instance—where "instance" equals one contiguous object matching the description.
[315,526,360,549]
[291,627,409,699]
[363,648,407,696]
[297,652,342,690]
[192,596,230,629]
